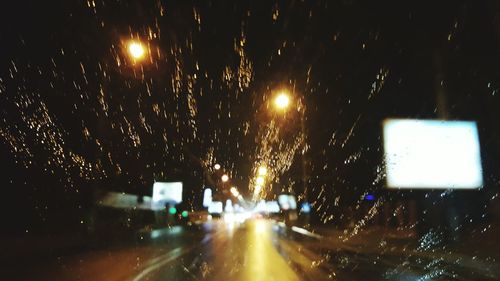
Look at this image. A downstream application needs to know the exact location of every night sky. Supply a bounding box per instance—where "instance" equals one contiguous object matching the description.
[1,0,500,235]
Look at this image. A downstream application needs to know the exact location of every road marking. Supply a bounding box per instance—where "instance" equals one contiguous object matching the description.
[291,226,322,239]
[132,246,193,281]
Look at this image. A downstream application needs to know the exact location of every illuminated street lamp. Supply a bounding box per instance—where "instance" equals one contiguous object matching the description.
[272,87,309,201]
[258,166,268,176]
[214,163,221,170]
[256,176,265,185]
[221,174,229,182]
[127,40,146,61]
[253,185,262,199]
[230,186,239,197]
[274,91,290,110]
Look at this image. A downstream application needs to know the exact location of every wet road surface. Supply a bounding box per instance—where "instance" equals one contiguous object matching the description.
[9,219,500,281]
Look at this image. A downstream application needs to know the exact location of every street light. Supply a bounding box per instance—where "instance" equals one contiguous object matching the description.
[258,166,267,176]
[256,176,265,185]
[127,40,145,61]
[272,87,309,201]
[274,91,290,110]
[214,163,221,170]
[221,174,229,182]
[230,187,239,197]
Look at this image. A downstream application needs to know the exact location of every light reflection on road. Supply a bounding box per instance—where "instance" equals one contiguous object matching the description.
[241,219,299,281]
[25,218,496,281]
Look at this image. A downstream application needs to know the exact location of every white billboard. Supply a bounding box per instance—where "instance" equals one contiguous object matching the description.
[208,201,223,214]
[383,119,483,189]
[152,182,183,206]
[278,194,297,210]
[266,201,281,213]
[203,188,213,207]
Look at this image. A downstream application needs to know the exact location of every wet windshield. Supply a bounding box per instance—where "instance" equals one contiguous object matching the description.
[1,1,500,280]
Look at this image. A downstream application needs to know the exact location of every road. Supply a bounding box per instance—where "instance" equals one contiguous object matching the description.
[8,219,500,281]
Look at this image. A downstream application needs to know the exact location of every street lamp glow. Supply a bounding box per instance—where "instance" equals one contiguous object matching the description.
[221,174,229,182]
[214,163,221,170]
[274,92,290,110]
[254,185,262,192]
[256,177,265,185]
[258,166,268,176]
[128,41,145,60]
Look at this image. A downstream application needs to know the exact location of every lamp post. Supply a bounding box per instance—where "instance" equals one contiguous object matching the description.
[221,174,229,192]
[272,89,308,201]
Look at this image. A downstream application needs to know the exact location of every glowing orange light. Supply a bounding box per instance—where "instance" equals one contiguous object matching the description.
[127,41,145,60]
[274,92,290,110]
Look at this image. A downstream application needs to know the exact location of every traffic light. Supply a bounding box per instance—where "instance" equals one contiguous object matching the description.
[181,211,188,218]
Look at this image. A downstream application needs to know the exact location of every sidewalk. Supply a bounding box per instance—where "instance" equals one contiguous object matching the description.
[0,232,87,263]
[0,227,143,264]
[308,224,500,279]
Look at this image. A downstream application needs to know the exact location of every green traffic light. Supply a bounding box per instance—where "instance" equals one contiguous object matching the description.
[168,207,177,215]
[181,210,188,218]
